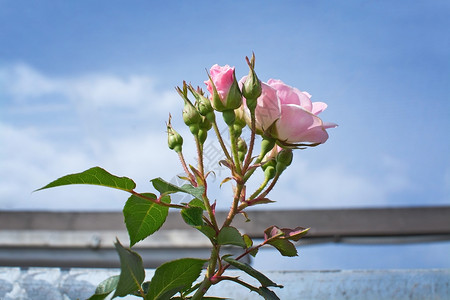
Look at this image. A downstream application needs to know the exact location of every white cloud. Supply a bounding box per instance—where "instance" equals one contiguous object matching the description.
[0,63,179,113]
[265,154,413,208]
[0,63,183,210]
[0,63,415,211]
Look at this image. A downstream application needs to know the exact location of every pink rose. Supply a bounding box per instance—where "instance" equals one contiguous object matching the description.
[205,64,235,101]
[244,78,337,145]
[205,64,242,111]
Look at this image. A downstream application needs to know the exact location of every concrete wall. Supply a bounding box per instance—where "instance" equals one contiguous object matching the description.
[0,268,448,299]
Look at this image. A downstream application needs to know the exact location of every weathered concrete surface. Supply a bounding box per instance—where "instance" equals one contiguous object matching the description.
[0,268,449,299]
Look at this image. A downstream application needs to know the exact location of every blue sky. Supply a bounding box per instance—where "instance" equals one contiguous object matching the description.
[1,1,449,268]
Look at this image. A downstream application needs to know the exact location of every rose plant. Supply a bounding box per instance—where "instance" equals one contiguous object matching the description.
[36,54,336,299]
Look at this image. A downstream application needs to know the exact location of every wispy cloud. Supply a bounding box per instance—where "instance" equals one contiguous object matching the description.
[1,63,179,113]
[0,63,183,210]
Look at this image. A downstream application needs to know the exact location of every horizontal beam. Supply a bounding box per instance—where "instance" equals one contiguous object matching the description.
[2,206,449,238]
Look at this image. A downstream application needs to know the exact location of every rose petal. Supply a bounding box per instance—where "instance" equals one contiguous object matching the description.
[205,64,235,104]
[323,122,338,129]
[254,82,281,131]
[276,104,329,144]
[311,102,328,115]
[267,79,312,111]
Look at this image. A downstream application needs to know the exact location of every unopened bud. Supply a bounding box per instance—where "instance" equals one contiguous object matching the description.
[262,159,276,180]
[264,165,276,180]
[197,116,212,144]
[224,71,243,110]
[206,68,242,112]
[177,82,201,134]
[189,85,215,121]
[260,138,276,158]
[237,137,247,162]
[167,116,183,153]
[233,124,242,138]
[276,148,293,175]
[198,129,207,144]
[242,54,262,107]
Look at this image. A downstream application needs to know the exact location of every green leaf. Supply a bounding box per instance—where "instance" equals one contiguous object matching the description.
[217,226,246,247]
[123,193,170,247]
[258,287,281,300]
[88,275,119,300]
[223,256,282,288]
[170,297,230,300]
[113,239,145,298]
[132,281,150,297]
[282,227,310,241]
[180,184,205,200]
[196,225,217,240]
[264,225,309,242]
[181,207,204,226]
[247,198,276,207]
[243,234,253,248]
[267,239,298,257]
[188,198,206,210]
[151,178,204,199]
[35,167,136,192]
[145,258,207,300]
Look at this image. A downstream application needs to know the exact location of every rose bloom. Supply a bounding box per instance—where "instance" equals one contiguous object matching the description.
[242,78,337,145]
[204,64,235,107]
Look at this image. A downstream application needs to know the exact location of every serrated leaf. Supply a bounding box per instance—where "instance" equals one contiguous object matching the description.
[145,258,207,300]
[264,226,309,242]
[196,225,217,240]
[267,239,298,257]
[282,227,310,241]
[223,256,282,288]
[264,226,284,240]
[181,207,204,226]
[88,275,119,300]
[113,239,145,298]
[151,178,204,199]
[35,167,136,192]
[123,193,170,247]
[180,184,204,199]
[247,198,276,207]
[188,198,206,210]
[217,226,246,247]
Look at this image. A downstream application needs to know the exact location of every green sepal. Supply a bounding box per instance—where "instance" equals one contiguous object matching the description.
[242,53,262,104]
[35,166,136,192]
